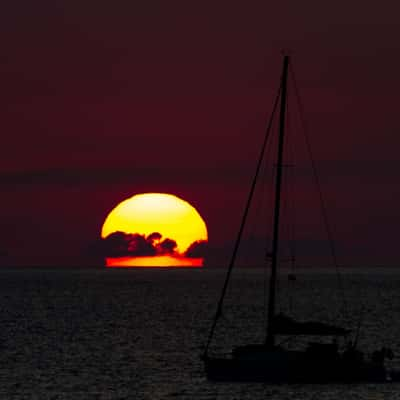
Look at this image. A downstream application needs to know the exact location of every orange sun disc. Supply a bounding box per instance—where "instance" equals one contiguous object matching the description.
[101,193,208,267]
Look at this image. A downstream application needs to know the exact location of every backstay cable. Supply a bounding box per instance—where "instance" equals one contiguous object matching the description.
[288,63,349,319]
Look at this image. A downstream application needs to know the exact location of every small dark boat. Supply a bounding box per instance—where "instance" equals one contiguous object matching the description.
[205,344,390,383]
[203,55,397,383]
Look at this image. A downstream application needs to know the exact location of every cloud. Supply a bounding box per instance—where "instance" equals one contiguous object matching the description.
[158,238,177,254]
[91,233,208,261]
[184,240,208,258]
[0,164,254,187]
[98,231,178,257]
[147,232,162,242]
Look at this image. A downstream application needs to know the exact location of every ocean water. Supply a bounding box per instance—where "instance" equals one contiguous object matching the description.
[1,266,400,399]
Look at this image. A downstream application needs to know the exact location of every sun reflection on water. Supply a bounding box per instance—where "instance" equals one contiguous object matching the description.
[105,256,204,267]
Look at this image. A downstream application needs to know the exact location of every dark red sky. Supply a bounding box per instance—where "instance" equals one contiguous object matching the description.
[1,1,400,266]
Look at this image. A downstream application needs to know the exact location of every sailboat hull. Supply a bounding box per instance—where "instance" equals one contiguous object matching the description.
[204,350,391,383]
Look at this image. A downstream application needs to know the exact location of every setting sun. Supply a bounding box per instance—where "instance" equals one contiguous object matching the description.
[101,193,208,267]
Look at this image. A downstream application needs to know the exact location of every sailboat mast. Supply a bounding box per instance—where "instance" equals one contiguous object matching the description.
[266,54,290,347]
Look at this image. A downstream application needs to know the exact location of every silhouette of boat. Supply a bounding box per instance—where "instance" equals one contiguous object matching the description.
[203,55,397,383]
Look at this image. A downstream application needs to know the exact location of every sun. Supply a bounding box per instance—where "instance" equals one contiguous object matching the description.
[101,193,208,267]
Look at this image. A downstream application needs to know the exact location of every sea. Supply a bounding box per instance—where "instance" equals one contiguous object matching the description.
[1,266,400,399]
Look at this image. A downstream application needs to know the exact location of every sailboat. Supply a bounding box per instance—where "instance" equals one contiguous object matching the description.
[203,55,397,383]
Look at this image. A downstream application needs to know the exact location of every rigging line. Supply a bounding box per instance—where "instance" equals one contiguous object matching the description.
[284,93,297,314]
[288,63,349,319]
[276,88,292,315]
[242,134,271,268]
[287,97,298,270]
[262,130,277,332]
[244,130,272,270]
[203,83,282,358]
